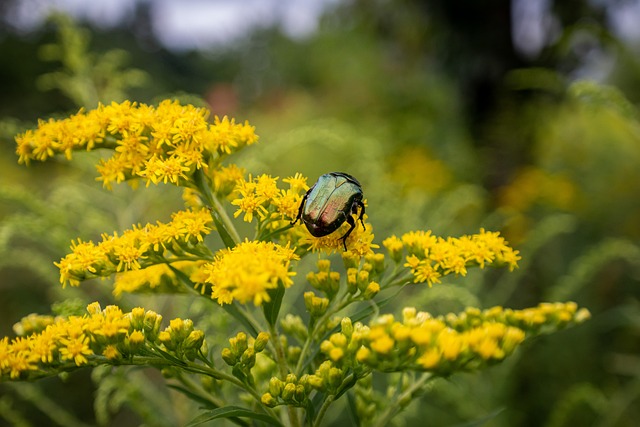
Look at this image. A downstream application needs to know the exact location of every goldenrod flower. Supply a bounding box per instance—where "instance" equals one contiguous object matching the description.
[56,208,212,287]
[197,240,299,306]
[391,229,521,286]
[0,303,206,380]
[15,101,258,189]
[322,302,589,374]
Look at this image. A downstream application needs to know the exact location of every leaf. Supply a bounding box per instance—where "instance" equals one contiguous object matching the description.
[345,390,361,427]
[186,406,283,427]
[211,211,237,249]
[262,282,285,327]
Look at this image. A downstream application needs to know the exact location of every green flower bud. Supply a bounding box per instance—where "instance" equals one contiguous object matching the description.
[282,382,296,401]
[304,292,329,317]
[308,374,324,390]
[287,346,302,364]
[363,281,380,299]
[269,377,283,397]
[130,307,146,330]
[221,347,237,366]
[365,253,385,274]
[254,332,270,352]
[341,317,354,338]
[317,259,331,272]
[184,330,205,351]
[261,392,277,408]
[328,367,343,389]
[342,250,360,269]
[346,268,358,294]
[295,384,306,402]
[230,332,248,355]
[144,311,163,341]
[241,347,256,367]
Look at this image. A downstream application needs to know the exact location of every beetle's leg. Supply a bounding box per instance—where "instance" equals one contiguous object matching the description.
[354,200,366,230]
[339,215,357,251]
[291,190,310,225]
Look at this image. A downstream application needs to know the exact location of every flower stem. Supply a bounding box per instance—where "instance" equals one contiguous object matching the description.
[268,322,301,427]
[312,373,356,427]
[372,372,433,427]
[193,168,241,244]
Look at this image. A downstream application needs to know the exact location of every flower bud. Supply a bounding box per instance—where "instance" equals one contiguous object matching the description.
[363,281,380,299]
[230,332,248,355]
[127,330,145,351]
[342,250,360,269]
[184,330,205,351]
[317,259,331,272]
[346,268,358,294]
[282,383,296,401]
[221,347,237,366]
[241,347,256,367]
[304,292,329,317]
[382,236,403,263]
[341,317,353,338]
[158,330,174,350]
[254,332,270,352]
[144,311,163,341]
[365,253,385,274]
[328,367,343,389]
[269,377,283,396]
[130,307,146,330]
[261,393,277,408]
[87,302,102,315]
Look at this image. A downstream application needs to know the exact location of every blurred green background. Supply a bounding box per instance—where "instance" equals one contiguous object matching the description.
[1,1,640,426]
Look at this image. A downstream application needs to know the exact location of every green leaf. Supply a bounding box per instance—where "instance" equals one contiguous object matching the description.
[186,406,283,427]
[262,282,285,327]
[211,210,237,249]
[345,390,361,427]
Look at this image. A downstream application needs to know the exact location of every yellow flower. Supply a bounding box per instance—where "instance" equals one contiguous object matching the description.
[15,101,258,190]
[394,229,520,285]
[198,240,299,306]
[58,335,93,366]
[55,209,212,287]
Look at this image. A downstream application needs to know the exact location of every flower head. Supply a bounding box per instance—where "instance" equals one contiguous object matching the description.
[197,240,299,306]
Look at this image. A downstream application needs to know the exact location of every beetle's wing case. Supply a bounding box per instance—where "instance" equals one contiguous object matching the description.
[302,173,363,237]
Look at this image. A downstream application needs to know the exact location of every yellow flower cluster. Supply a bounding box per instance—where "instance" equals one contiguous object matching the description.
[195,240,299,306]
[384,229,521,286]
[319,302,589,374]
[56,208,212,287]
[0,303,205,381]
[231,173,308,223]
[301,213,378,257]
[15,100,258,188]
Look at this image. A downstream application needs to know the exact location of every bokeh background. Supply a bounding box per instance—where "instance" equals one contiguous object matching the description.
[1,0,640,426]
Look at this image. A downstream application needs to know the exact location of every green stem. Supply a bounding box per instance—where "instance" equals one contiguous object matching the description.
[294,294,355,376]
[312,394,336,427]
[312,373,356,427]
[372,372,433,427]
[193,168,241,244]
[268,322,301,427]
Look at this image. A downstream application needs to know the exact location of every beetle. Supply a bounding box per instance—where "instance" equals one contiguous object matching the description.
[291,172,366,251]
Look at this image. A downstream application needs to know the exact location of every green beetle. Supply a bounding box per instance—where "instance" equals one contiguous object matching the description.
[292,172,365,250]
